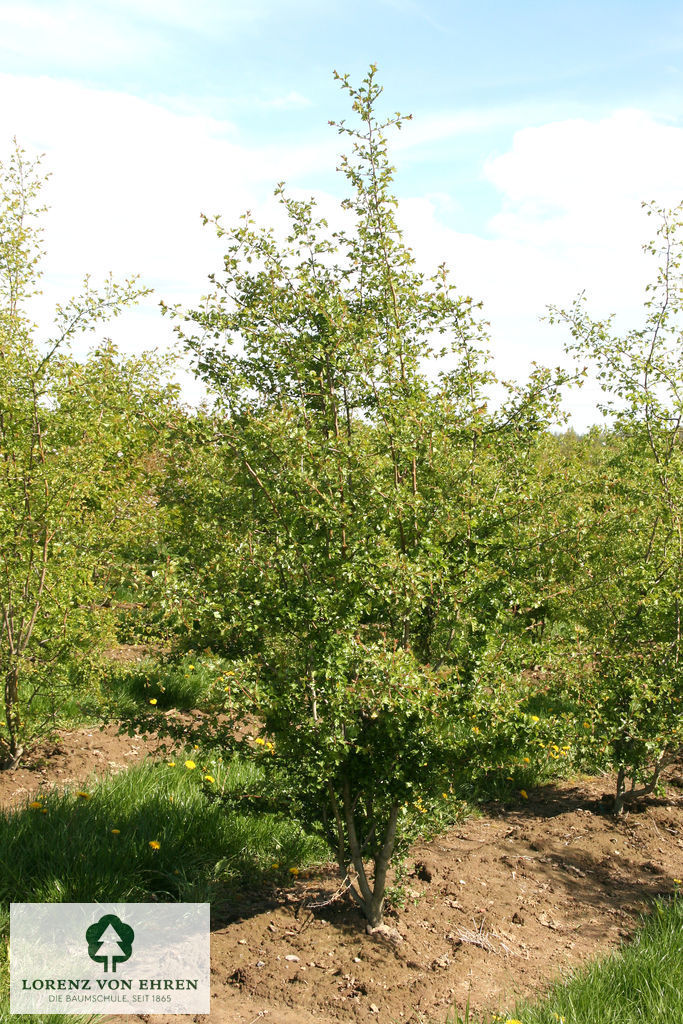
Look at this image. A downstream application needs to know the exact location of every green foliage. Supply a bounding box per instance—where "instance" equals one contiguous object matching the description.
[165,66,569,927]
[0,143,179,764]
[546,203,683,812]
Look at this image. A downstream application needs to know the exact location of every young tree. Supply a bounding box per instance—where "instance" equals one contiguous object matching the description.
[0,143,177,765]
[168,68,567,928]
[548,202,683,813]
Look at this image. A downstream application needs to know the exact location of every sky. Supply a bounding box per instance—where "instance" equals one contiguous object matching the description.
[1,0,682,426]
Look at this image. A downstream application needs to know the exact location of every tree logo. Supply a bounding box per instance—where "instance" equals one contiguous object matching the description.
[85,914,135,973]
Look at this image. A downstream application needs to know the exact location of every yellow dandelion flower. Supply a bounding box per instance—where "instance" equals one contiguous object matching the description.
[111,829,121,834]
[472,726,480,734]
[184,760,196,770]
[149,698,158,705]
[272,863,279,869]
[29,801,42,809]
[76,791,91,799]
[583,721,591,728]
[507,776,513,781]
[255,738,265,745]
[148,840,161,850]
[530,715,540,723]
[520,789,528,799]
[41,808,47,814]
[289,867,299,876]
[204,775,215,783]
[674,878,682,884]
[188,664,195,670]
[168,761,176,767]
[523,757,530,763]
[442,792,448,799]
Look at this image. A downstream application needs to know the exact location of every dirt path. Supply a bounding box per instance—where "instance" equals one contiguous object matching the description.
[2,729,682,1022]
[137,772,681,1024]
[0,723,162,807]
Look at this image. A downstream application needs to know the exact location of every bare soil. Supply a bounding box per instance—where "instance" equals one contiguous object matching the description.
[2,727,682,1024]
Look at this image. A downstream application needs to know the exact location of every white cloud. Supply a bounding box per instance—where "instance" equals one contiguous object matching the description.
[0,2,169,69]
[397,110,683,427]
[3,74,681,429]
[261,91,313,110]
[0,73,333,401]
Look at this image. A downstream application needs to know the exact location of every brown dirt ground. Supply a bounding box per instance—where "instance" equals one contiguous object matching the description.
[2,729,682,1024]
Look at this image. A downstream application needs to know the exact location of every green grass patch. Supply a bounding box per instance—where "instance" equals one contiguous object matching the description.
[0,756,327,904]
[104,653,222,714]
[0,754,328,1023]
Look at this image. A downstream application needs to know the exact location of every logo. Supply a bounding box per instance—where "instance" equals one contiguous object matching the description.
[85,914,135,973]
[11,902,210,1014]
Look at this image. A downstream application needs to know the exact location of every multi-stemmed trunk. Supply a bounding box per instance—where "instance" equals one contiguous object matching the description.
[327,775,400,930]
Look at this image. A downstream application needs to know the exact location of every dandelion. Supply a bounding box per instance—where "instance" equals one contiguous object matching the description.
[442,793,448,799]
[530,715,540,723]
[289,867,299,876]
[472,726,480,734]
[674,878,682,885]
[111,829,121,834]
[168,761,176,767]
[188,664,195,670]
[149,698,158,705]
[29,801,42,809]
[76,791,91,800]
[520,790,528,799]
[204,775,215,784]
[583,721,591,728]
[523,757,530,763]
[255,738,265,746]
[148,840,161,850]
[507,776,513,781]
[272,863,279,869]
[41,808,47,814]
[184,760,196,770]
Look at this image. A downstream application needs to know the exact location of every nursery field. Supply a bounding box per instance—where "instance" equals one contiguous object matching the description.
[2,66,683,1024]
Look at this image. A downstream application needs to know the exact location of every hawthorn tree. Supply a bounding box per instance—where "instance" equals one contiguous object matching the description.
[548,202,683,813]
[0,144,177,765]
[168,68,567,927]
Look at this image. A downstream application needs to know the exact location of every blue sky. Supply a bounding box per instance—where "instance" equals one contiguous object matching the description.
[1,0,682,423]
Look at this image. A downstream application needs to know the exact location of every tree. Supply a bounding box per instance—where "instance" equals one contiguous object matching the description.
[86,914,134,973]
[167,68,567,928]
[0,143,177,765]
[548,202,683,813]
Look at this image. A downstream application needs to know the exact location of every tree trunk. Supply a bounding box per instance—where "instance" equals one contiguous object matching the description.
[3,663,21,764]
[341,777,399,928]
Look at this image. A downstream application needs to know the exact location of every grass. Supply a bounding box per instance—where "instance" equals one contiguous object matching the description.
[0,753,328,1024]
[103,652,222,713]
